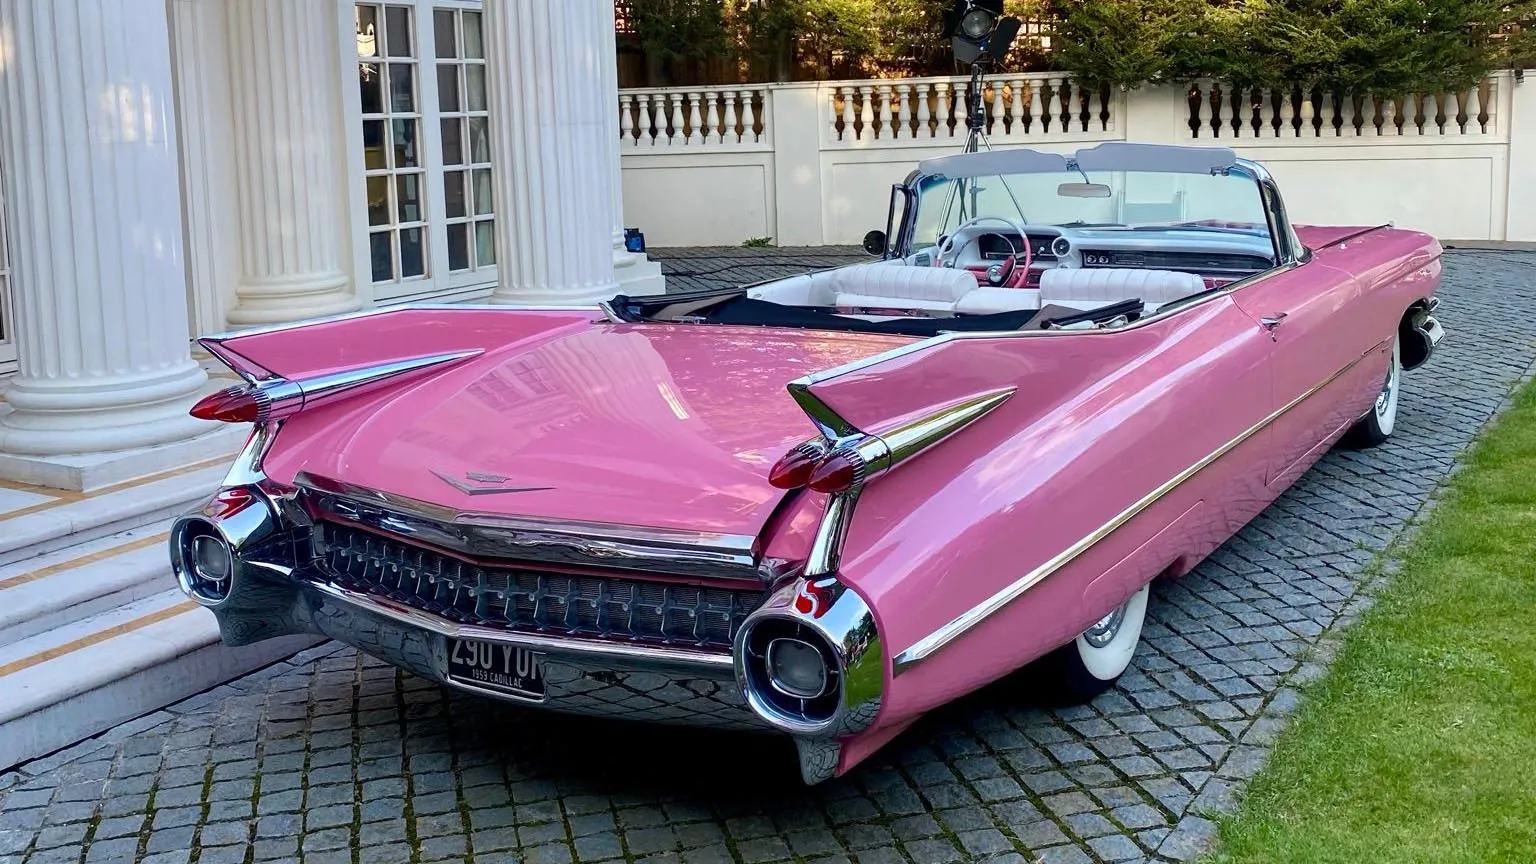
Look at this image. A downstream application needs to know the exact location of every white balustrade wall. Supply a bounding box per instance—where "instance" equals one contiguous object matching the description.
[619,71,1535,247]
[826,74,1116,143]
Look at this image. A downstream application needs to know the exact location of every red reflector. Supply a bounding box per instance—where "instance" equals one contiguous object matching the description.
[768,444,825,490]
[191,387,261,423]
[206,487,257,520]
[807,451,864,494]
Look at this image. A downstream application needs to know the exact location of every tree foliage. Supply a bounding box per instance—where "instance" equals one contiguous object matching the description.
[1045,0,1536,94]
[628,0,1536,90]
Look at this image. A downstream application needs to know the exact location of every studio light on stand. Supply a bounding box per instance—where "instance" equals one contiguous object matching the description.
[943,0,1022,154]
[942,1,1021,219]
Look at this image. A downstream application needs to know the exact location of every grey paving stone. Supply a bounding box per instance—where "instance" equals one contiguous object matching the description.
[575,832,625,861]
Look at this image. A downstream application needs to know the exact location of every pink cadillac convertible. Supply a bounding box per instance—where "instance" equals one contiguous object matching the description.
[172,143,1443,784]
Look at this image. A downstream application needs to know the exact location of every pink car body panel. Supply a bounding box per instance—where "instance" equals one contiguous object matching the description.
[256,319,911,538]
[184,214,1443,782]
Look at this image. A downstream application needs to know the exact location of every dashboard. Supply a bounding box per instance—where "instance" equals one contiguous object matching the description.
[927,223,1277,285]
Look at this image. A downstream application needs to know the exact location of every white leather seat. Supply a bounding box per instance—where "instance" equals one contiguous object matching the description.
[746,270,838,306]
[955,288,1042,315]
[1039,268,1204,309]
[832,264,978,313]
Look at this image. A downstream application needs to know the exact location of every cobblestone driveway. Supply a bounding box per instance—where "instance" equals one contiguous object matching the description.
[3,250,1534,864]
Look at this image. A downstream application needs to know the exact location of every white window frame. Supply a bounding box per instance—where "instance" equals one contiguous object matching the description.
[0,167,15,373]
[343,0,497,306]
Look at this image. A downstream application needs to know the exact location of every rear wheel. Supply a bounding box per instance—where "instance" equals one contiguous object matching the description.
[1037,584,1150,702]
[1341,335,1401,449]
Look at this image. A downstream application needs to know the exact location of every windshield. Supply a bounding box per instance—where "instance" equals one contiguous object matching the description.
[911,169,1272,250]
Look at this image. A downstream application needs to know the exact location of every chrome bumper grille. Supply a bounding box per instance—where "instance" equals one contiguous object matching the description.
[311,523,764,650]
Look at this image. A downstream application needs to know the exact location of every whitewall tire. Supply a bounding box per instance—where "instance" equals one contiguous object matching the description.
[1038,583,1151,702]
[1342,335,1401,448]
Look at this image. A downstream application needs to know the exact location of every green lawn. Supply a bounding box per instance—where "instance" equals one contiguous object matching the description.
[1208,382,1536,864]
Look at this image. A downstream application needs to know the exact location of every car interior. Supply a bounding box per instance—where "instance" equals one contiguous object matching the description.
[607,225,1276,337]
[607,144,1288,337]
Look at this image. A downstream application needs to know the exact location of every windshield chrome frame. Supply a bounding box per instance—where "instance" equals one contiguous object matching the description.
[892,153,1301,268]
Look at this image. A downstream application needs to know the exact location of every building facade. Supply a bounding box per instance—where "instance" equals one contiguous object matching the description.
[0,0,662,490]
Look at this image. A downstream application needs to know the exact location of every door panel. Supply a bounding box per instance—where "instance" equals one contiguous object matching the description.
[1230,262,1367,485]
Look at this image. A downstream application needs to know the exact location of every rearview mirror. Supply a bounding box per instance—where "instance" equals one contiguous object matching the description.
[863,230,887,256]
[1058,182,1113,199]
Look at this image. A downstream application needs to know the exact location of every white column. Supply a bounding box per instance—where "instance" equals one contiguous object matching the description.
[596,0,664,296]
[0,0,211,458]
[223,0,360,325]
[483,0,650,304]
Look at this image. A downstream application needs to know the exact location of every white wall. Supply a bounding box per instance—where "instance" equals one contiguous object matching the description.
[620,72,1530,247]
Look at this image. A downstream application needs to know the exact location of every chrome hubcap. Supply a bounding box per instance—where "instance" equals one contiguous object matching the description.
[1375,358,1398,416]
[1083,603,1127,648]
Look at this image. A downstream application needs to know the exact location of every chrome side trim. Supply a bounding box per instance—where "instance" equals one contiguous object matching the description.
[892,348,1374,674]
[199,302,600,343]
[309,580,735,669]
[229,350,483,425]
[295,472,766,580]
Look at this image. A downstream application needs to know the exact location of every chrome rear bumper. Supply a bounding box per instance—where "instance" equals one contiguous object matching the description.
[170,454,885,784]
[302,581,765,730]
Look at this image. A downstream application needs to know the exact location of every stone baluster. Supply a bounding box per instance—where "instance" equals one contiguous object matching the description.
[1027,79,1044,134]
[741,90,759,142]
[684,91,703,144]
[935,83,952,138]
[876,85,893,139]
[1203,83,1221,137]
[700,89,715,142]
[1278,88,1295,137]
[723,91,740,144]
[1336,92,1353,136]
[836,86,853,140]
[619,94,635,146]
[1007,78,1025,136]
[896,84,913,139]
[1379,96,1396,135]
[990,81,1006,134]
[1466,84,1484,134]
[633,93,651,145]
[667,92,685,144]
[858,86,875,140]
[916,83,932,138]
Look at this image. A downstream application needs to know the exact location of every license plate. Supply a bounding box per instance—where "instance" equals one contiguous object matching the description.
[447,639,545,699]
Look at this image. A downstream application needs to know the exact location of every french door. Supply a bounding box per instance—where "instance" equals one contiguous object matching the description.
[351,0,499,304]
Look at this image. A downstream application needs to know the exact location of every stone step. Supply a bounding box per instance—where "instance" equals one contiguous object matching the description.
[0,461,230,568]
[0,586,319,771]
[0,526,174,648]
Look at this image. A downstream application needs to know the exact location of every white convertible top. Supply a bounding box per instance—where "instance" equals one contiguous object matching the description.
[917,142,1240,180]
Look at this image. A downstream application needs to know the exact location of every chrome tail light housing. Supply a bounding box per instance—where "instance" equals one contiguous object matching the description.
[733,576,883,739]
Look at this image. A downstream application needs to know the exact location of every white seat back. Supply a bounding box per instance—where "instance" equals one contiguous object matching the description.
[746,270,839,307]
[955,288,1042,315]
[1039,268,1204,308]
[832,264,978,312]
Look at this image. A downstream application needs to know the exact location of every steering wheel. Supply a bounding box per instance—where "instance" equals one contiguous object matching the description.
[934,216,1033,289]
